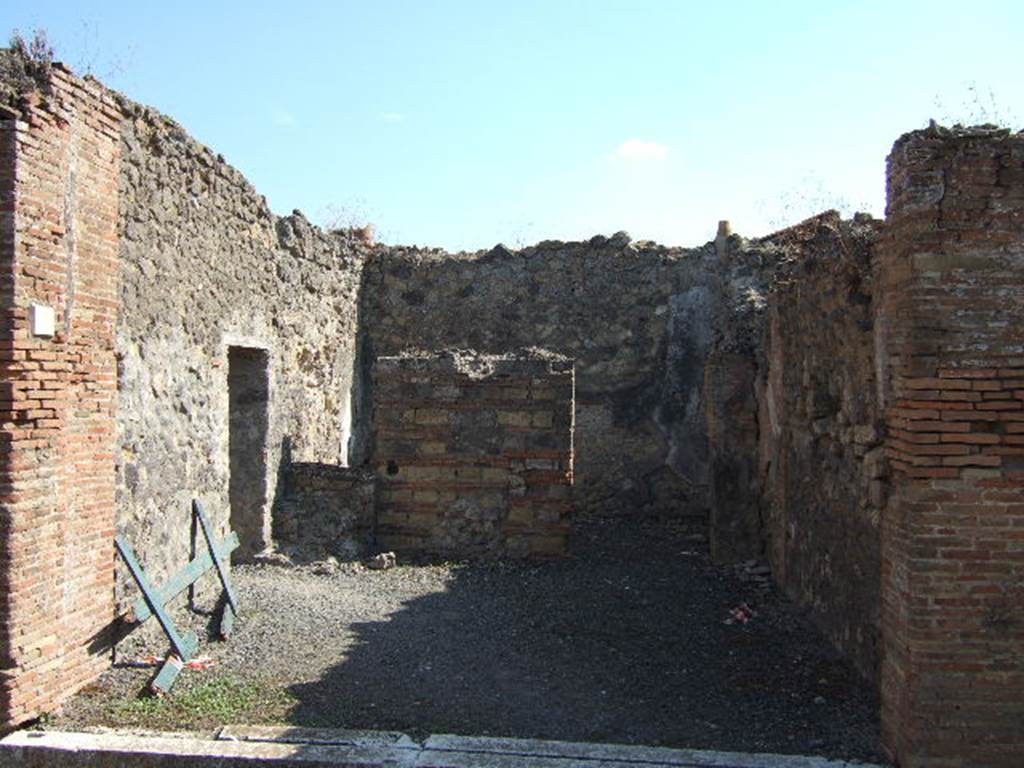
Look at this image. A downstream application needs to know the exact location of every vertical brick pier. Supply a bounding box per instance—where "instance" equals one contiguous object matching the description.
[878,126,1024,767]
[0,67,121,725]
[372,350,574,558]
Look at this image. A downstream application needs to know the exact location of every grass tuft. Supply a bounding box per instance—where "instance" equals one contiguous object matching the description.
[110,675,295,730]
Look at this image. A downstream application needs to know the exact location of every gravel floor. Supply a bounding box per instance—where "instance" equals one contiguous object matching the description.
[50,515,888,764]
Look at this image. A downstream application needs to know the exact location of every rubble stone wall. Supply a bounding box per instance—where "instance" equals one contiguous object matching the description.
[361,241,721,531]
[756,214,886,682]
[115,94,371,597]
[372,351,574,557]
[273,462,376,561]
[0,65,121,726]
[4,52,1024,767]
[877,126,1024,768]
[704,214,885,682]
[703,230,777,563]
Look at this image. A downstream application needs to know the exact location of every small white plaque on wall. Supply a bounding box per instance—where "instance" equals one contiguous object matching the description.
[29,303,55,337]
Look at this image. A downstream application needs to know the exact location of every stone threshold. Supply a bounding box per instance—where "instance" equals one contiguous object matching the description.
[0,725,888,768]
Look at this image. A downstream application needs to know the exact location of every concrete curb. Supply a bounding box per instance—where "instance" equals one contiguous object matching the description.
[0,727,889,768]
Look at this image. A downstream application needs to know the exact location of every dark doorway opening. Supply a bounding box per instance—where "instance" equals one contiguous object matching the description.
[228,346,269,562]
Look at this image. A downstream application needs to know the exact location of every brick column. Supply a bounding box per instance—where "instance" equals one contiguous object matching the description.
[877,126,1024,767]
[0,66,121,726]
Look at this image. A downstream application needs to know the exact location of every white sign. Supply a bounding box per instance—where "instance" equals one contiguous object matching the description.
[29,303,55,337]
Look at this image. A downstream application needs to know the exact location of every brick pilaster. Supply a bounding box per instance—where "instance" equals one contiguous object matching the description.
[0,65,121,727]
[877,126,1024,767]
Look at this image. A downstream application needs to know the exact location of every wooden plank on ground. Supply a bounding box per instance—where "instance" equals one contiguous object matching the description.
[150,633,198,695]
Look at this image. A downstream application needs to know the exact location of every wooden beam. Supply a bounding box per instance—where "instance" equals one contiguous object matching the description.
[193,500,240,613]
[130,532,239,623]
[115,536,196,663]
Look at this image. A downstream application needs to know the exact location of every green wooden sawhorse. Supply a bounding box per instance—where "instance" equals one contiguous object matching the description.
[115,499,240,695]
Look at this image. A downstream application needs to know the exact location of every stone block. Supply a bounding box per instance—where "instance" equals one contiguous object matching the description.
[497,410,532,428]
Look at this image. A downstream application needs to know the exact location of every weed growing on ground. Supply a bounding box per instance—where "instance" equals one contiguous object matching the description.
[109,675,296,730]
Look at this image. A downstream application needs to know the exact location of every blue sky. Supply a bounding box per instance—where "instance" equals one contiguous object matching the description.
[9,1,1022,250]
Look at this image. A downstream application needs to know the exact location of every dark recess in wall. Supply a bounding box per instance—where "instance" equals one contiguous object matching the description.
[229,346,270,561]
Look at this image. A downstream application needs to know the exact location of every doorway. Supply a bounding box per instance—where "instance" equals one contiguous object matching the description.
[228,346,269,562]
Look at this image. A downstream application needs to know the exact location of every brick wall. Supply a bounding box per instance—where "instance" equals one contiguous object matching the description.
[877,126,1024,767]
[0,66,121,726]
[372,351,574,558]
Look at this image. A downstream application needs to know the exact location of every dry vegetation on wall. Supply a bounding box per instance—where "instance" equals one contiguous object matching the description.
[0,31,53,106]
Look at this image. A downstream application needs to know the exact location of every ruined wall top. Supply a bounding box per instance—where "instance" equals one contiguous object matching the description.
[886,122,1024,229]
[377,348,573,379]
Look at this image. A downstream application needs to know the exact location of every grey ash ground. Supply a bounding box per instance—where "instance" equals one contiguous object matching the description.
[50,516,888,764]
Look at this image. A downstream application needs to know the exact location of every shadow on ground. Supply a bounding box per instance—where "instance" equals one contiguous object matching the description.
[284,516,885,762]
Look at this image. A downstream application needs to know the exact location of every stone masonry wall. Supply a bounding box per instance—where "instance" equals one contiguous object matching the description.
[877,126,1024,768]
[0,64,121,726]
[115,94,371,603]
[273,463,376,562]
[703,225,775,563]
[756,213,886,681]
[361,239,719,531]
[372,351,574,558]
[704,213,886,681]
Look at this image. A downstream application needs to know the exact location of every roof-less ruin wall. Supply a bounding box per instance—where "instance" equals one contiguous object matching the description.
[757,215,884,681]
[0,64,121,726]
[877,126,1024,768]
[3,54,1024,767]
[360,240,721,532]
[115,97,371,594]
[704,214,886,683]
[273,463,376,561]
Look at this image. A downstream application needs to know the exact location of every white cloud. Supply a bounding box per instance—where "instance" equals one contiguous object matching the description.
[380,111,406,123]
[613,138,670,161]
[272,110,298,128]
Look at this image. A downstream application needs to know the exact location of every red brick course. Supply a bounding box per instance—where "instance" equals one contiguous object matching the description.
[372,353,574,558]
[0,66,120,727]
